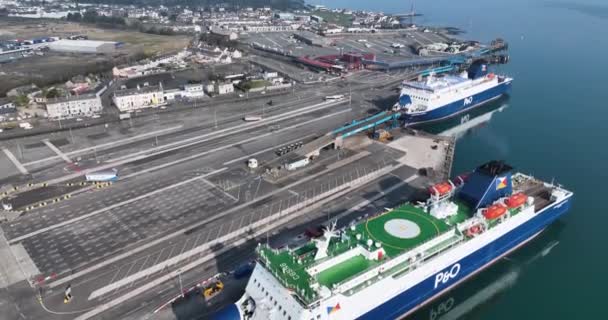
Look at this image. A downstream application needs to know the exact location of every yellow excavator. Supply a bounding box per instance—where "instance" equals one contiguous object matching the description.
[203,280,224,300]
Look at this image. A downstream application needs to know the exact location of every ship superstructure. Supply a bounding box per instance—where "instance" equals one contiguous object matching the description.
[394,63,513,124]
[213,161,572,320]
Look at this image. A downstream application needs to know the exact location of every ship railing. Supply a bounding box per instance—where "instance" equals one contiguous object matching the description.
[332,229,460,294]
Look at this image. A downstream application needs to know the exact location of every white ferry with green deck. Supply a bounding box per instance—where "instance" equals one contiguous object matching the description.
[213,161,573,320]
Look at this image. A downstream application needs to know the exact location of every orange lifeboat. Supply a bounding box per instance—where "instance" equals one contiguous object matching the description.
[483,204,507,220]
[505,193,527,208]
[429,182,452,196]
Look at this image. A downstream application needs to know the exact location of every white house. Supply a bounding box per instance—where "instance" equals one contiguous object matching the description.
[231,49,242,59]
[45,94,103,119]
[112,83,164,112]
[215,82,234,95]
[183,84,206,99]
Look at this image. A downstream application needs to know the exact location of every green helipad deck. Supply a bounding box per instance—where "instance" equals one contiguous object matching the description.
[256,203,455,304]
[360,205,450,256]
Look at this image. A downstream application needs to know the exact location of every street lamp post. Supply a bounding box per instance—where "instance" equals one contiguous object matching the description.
[178,270,184,298]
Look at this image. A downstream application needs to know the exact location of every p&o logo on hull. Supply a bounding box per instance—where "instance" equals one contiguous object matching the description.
[463,97,473,106]
[434,263,461,289]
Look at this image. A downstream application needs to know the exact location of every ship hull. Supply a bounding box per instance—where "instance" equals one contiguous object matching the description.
[359,195,572,320]
[402,80,512,125]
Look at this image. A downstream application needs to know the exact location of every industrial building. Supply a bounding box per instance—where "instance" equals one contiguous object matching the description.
[48,40,118,54]
[112,84,164,112]
[45,94,103,119]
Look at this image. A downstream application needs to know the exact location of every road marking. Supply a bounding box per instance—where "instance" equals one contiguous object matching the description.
[332,172,417,223]
[42,140,71,163]
[201,179,238,202]
[74,169,386,319]
[8,168,227,244]
[40,100,346,186]
[2,147,28,175]
[23,126,183,167]
[120,109,350,180]
[48,152,365,290]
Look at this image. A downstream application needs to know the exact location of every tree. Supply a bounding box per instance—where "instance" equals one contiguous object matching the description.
[45,88,60,98]
[14,95,30,107]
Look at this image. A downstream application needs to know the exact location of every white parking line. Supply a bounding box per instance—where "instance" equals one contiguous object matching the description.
[201,179,238,202]
[332,173,417,223]
[2,147,28,175]
[41,100,347,186]
[43,139,71,163]
[24,126,183,167]
[8,168,227,244]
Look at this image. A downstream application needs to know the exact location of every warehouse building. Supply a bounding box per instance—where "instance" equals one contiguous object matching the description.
[48,40,118,54]
[46,94,103,119]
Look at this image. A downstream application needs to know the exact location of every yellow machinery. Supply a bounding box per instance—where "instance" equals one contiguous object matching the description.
[372,129,393,142]
[203,280,224,299]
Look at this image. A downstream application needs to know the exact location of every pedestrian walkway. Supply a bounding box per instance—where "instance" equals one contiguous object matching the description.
[0,230,37,288]
[43,139,72,163]
[2,147,28,175]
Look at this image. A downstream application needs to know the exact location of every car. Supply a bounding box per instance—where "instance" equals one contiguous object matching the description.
[160,106,167,109]
[76,118,83,122]
[261,91,266,95]
[305,225,325,238]
[91,114,101,119]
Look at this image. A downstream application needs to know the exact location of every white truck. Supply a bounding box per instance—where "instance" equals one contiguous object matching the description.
[85,169,118,182]
[243,115,263,122]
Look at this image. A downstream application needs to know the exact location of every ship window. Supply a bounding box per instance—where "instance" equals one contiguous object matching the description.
[283,310,287,316]
[266,292,269,297]
[288,317,291,320]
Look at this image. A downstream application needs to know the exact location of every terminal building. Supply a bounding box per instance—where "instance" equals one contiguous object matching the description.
[45,94,103,119]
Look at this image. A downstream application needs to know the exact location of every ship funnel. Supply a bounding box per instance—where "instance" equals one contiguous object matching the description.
[459,160,513,210]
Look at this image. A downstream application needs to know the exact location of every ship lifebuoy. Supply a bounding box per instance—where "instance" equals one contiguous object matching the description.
[466,225,482,237]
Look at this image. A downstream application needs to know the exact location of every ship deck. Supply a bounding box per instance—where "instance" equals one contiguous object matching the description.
[357,205,451,257]
[256,204,455,304]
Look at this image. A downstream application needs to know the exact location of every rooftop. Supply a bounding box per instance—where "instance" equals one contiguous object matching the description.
[47,93,99,104]
[114,85,163,97]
